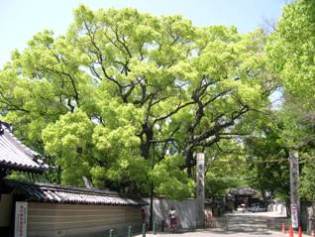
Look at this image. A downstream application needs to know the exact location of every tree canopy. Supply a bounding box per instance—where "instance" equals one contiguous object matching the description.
[0,6,269,199]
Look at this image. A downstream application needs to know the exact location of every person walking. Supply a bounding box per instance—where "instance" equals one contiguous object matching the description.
[168,207,177,232]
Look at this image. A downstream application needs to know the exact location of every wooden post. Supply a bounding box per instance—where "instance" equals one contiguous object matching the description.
[149,184,154,230]
[142,223,146,237]
[289,150,300,230]
[127,226,132,237]
[109,229,114,237]
[196,152,205,228]
[153,219,157,234]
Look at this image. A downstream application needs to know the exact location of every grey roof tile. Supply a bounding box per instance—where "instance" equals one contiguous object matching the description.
[6,180,146,206]
[0,121,48,173]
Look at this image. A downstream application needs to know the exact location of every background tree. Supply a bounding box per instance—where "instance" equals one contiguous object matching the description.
[243,119,290,202]
[205,139,247,199]
[267,0,315,108]
[267,0,315,202]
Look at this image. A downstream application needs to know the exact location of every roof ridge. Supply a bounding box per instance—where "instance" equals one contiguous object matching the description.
[7,179,120,196]
[0,122,48,172]
[35,182,120,196]
[5,179,146,206]
[1,124,39,157]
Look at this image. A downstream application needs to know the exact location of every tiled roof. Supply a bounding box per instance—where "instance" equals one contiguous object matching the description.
[229,187,257,196]
[6,180,146,206]
[0,121,48,173]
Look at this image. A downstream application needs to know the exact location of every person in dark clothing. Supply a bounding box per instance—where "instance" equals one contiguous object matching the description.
[168,207,177,231]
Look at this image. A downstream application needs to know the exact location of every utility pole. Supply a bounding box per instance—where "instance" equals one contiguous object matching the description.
[289,150,300,229]
[196,152,205,228]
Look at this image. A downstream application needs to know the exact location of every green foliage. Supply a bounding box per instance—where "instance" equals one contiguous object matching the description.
[300,158,315,201]
[243,116,290,201]
[267,0,315,203]
[0,6,268,199]
[150,155,195,200]
[205,140,247,198]
[267,0,315,109]
[42,110,94,185]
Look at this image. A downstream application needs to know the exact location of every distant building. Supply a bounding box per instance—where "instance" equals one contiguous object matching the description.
[228,187,260,209]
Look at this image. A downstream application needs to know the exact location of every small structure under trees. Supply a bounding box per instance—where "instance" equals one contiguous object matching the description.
[228,187,259,210]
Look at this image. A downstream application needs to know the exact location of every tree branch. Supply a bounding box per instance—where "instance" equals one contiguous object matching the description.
[153,101,195,124]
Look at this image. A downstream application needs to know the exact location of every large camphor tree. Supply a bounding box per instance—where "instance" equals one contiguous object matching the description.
[0,6,269,199]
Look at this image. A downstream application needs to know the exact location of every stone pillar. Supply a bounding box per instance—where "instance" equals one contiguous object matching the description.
[289,150,300,229]
[196,152,205,228]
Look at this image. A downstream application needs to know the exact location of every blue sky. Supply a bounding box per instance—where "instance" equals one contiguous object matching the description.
[0,0,288,67]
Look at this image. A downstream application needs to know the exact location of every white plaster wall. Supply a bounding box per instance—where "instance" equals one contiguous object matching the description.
[143,198,198,229]
[267,202,287,216]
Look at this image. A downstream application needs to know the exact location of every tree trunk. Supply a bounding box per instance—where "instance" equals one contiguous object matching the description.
[140,123,153,159]
[185,148,194,177]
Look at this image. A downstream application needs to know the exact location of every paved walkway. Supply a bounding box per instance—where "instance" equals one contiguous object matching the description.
[226,211,286,218]
[135,230,287,237]
[136,212,292,237]
[135,230,313,237]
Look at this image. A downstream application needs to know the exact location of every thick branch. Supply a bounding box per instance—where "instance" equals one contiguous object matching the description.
[153,101,195,124]
[0,87,30,113]
[190,105,249,147]
[43,67,80,108]
[83,21,124,93]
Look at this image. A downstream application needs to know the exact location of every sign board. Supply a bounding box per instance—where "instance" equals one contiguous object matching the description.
[291,203,299,229]
[14,202,28,237]
[196,153,205,227]
[289,150,300,229]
